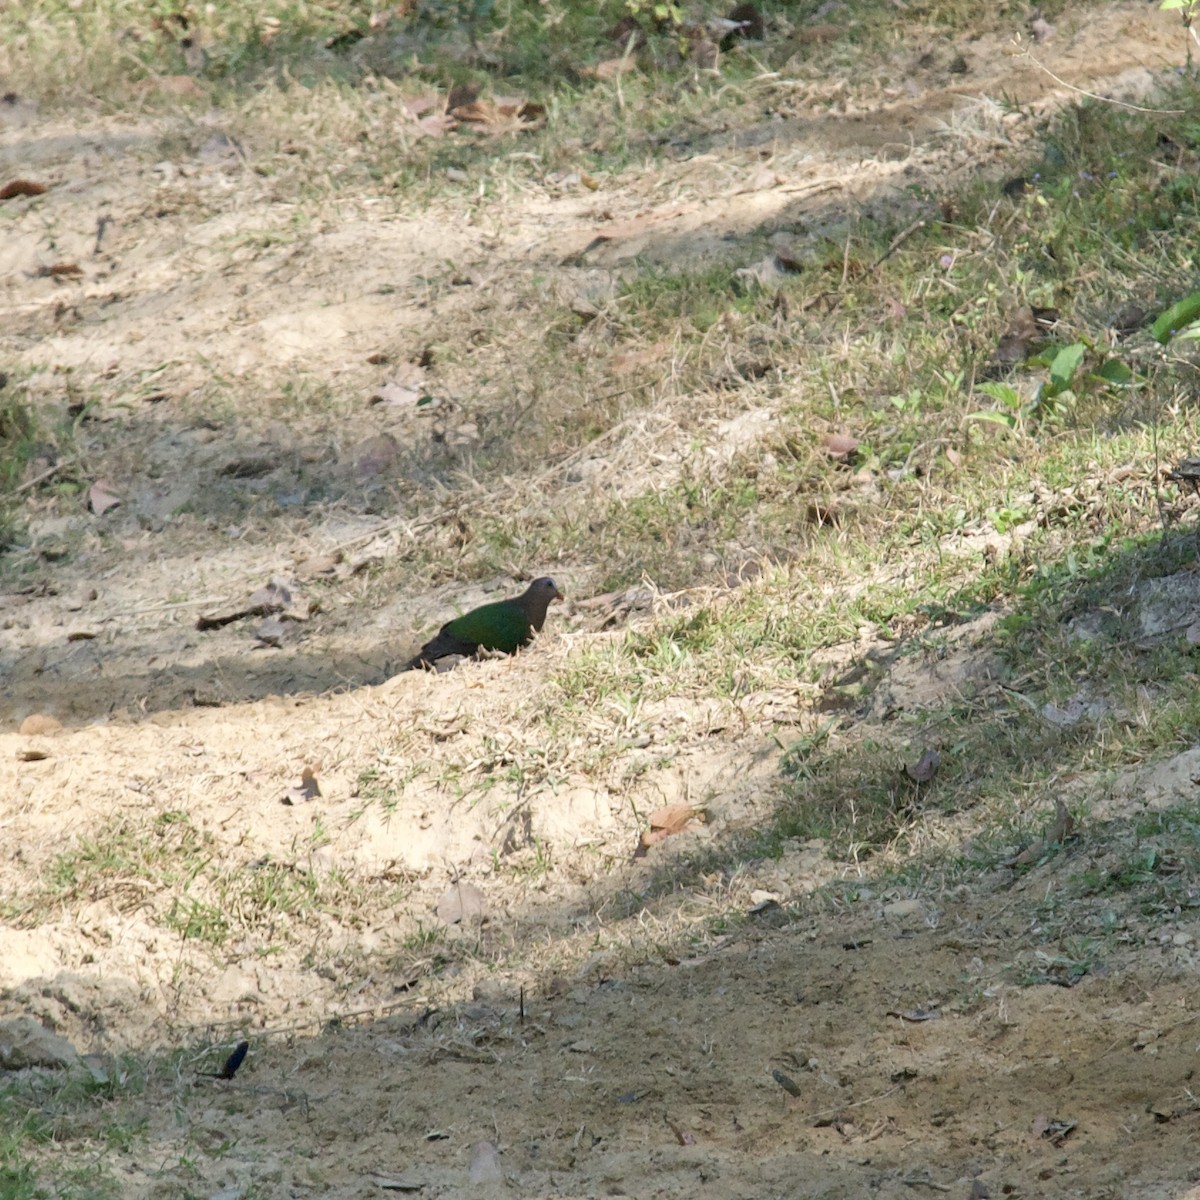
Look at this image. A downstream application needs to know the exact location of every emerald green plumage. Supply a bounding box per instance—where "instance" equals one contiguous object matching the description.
[405,577,563,671]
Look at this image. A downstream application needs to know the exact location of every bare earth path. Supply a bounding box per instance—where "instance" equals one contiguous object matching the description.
[4,6,1200,1197]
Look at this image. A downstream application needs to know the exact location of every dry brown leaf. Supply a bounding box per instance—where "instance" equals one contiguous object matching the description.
[413,114,454,138]
[904,748,940,784]
[0,179,48,200]
[88,481,121,515]
[283,766,321,805]
[635,803,705,857]
[822,433,859,460]
[591,57,638,80]
[649,803,702,835]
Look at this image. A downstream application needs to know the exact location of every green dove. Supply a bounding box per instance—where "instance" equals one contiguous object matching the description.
[405,576,564,671]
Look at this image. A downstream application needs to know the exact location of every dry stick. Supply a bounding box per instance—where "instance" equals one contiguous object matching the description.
[1018,44,1188,115]
[871,218,927,271]
[4,458,75,498]
[807,1083,903,1123]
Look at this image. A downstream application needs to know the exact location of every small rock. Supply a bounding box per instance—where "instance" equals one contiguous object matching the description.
[0,1016,80,1069]
[468,1140,503,1185]
[19,713,62,736]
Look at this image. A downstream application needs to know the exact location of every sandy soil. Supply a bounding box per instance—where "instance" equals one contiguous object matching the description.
[4,5,1200,1197]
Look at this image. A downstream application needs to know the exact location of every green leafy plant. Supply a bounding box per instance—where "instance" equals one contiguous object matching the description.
[969,342,1133,433]
[1151,290,1200,343]
[625,0,683,27]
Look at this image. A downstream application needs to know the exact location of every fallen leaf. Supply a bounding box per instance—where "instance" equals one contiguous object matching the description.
[822,433,859,460]
[590,57,639,80]
[904,748,940,784]
[635,804,705,857]
[88,480,121,516]
[283,767,321,806]
[19,714,62,736]
[0,179,48,200]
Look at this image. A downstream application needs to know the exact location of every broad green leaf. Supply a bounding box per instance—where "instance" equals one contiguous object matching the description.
[1094,358,1133,384]
[1049,342,1086,392]
[967,410,1018,430]
[976,382,1022,409]
[1152,292,1200,343]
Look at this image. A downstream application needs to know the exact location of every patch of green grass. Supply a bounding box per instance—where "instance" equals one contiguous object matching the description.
[1,810,405,950]
[0,1064,145,1199]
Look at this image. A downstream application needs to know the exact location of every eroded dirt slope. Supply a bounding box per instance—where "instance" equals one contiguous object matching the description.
[3,5,1200,1197]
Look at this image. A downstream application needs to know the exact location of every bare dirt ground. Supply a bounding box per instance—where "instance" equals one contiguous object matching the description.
[5,6,1200,1197]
